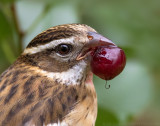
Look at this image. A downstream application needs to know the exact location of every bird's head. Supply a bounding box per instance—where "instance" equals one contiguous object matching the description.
[21,24,115,85]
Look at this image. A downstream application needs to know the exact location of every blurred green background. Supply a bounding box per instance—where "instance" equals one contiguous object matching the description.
[0,0,160,125]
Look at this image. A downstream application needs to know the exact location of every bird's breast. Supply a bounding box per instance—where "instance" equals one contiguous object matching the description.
[60,72,97,126]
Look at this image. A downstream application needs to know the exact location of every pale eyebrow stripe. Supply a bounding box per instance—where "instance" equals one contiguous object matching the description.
[23,37,75,55]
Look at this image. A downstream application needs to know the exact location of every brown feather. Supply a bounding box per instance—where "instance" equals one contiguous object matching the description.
[0,63,97,126]
[0,24,97,126]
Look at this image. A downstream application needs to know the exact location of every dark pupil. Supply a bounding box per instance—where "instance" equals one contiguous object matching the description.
[58,44,70,55]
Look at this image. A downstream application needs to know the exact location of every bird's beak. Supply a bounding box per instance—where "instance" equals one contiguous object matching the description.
[76,32,117,60]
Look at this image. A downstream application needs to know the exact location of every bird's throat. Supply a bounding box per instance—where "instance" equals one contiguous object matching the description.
[85,72,94,86]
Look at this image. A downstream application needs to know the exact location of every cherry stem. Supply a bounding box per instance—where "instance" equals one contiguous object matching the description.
[105,81,110,89]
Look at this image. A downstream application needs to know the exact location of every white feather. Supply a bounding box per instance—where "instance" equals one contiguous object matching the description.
[25,120,68,126]
[33,60,87,85]
[45,120,68,126]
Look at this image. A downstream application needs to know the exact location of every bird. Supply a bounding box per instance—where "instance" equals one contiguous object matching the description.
[0,24,114,126]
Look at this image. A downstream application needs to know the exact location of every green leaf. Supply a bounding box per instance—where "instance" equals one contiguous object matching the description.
[1,40,16,63]
[0,8,16,65]
[0,8,12,41]
[0,46,10,73]
[0,0,18,4]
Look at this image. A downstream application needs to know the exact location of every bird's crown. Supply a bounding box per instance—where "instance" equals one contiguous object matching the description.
[24,24,96,54]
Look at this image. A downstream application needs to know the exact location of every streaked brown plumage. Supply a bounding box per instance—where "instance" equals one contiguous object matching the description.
[0,24,104,126]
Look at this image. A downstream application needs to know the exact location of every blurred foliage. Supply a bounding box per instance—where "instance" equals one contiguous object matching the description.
[0,0,160,125]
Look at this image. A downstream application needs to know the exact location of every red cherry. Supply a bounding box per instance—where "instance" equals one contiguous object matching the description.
[91,46,126,80]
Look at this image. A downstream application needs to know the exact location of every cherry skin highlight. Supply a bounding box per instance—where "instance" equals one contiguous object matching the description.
[91,46,126,80]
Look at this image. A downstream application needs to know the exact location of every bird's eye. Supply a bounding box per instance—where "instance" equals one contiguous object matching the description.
[56,44,72,55]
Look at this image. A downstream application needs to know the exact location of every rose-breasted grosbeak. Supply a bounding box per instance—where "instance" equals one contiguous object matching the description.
[0,24,115,126]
